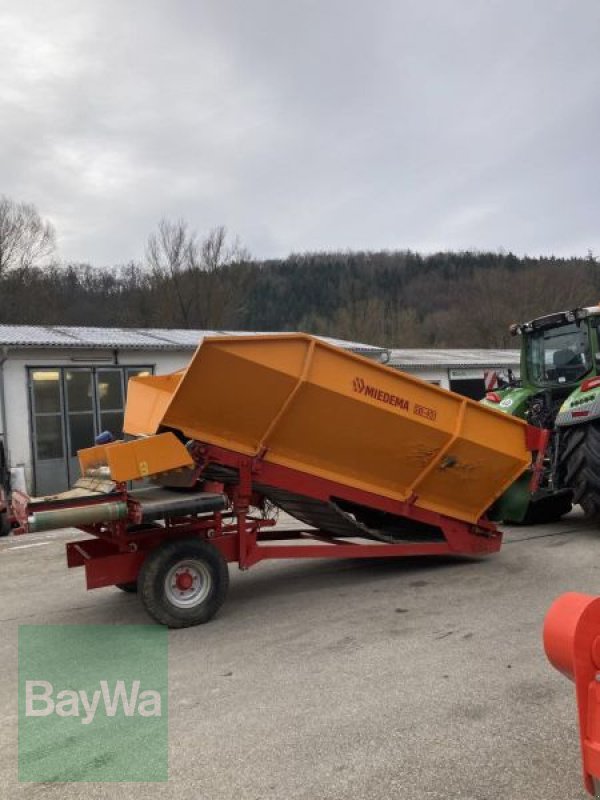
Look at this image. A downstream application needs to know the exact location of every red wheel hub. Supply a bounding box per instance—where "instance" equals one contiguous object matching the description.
[175,570,194,591]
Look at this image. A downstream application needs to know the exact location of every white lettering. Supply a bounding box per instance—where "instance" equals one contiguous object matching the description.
[25,681,54,717]
[55,689,79,718]
[24,679,161,722]
[137,690,162,717]
[79,689,102,725]
[101,679,140,717]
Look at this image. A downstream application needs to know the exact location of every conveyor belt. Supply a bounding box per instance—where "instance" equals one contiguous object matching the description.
[129,487,228,522]
[202,462,444,543]
[256,485,444,544]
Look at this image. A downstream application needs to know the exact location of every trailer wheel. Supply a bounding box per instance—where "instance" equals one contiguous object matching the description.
[138,539,229,628]
[559,421,600,518]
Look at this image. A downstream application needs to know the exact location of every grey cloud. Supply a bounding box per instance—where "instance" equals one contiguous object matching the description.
[1,0,599,264]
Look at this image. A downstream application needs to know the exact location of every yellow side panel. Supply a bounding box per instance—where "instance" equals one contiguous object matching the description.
[122,334,531,524]
[124,372,184,436]
[78,432,193,482]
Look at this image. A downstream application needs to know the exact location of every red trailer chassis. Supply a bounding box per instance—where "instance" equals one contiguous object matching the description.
[13,441,504,627]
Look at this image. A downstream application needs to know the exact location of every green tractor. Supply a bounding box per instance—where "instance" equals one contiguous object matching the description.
[482,305,600,523]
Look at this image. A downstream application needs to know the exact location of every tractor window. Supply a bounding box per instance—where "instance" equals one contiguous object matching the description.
[527,322,591,385]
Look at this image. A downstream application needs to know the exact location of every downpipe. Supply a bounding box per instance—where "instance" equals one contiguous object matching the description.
[0,346,9,466]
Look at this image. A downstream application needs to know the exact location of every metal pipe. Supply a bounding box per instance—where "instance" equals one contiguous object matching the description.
[0,346,9,465]
[28,500,128,532]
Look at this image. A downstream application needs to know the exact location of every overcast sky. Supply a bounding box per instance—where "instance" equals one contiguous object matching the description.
[2,0,600,265]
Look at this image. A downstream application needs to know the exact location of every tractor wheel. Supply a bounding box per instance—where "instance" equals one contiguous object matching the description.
[138,539,229,628]
[519,492,573,525]
[559,421,600,518]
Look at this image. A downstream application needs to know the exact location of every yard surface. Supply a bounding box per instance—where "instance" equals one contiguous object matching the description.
[0,512,595,799]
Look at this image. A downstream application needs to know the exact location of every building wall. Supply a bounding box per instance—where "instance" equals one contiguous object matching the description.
[1,347,194,492]
[391,366,520,396]
[394,368,451,389]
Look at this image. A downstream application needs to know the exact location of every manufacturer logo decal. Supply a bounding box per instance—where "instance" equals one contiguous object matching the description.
[352,376,410,411]
[500,398,513,407]
[414,403,437,421]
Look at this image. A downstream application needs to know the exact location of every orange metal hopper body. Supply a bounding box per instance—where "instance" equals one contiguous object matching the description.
[123,334,531,525]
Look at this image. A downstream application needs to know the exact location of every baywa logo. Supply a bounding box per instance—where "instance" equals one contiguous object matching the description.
[352,376,409,411]
[19,625,168,782]
[25,679,162,725]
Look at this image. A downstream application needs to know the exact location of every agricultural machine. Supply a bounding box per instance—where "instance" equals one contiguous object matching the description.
[482,304,600,523]
[11,334,546,627]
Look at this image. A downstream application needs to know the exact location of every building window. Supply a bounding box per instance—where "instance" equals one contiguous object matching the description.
[31,370,65,462]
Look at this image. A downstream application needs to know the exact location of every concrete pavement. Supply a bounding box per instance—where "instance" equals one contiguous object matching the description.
[0,512,595,799]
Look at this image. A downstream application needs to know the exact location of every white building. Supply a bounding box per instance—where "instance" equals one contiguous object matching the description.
[387,348,520,395]
[0,326,387,495]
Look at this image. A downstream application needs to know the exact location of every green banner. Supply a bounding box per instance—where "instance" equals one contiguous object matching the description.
[19,625,168,782]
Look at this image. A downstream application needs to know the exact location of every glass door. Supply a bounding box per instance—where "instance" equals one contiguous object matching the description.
[64,369,97,484]
[95,369,125,440]
[30,370,68,495]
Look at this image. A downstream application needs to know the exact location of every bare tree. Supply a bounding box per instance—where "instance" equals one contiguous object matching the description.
[194,226,250,328]
[198,226,249,272]
[146,220,250,328]
[0,195,56,275]
[146,218,197,326]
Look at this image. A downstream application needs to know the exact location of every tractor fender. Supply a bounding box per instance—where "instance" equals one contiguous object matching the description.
[555,383,600,427]
[480,386,532,419]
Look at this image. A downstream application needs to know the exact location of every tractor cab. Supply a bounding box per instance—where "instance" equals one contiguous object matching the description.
[483,306,600,523]
[483,307,600,421]
[515,308,597,390]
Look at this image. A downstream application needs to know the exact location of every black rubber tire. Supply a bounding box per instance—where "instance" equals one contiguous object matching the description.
[559,421,600,518]
[0,512,10,537]
[138,539,229,628]
[519,494,573,525]
[116,582,138,593]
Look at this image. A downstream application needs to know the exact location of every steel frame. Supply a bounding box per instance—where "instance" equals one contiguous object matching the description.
[16,440,503,591]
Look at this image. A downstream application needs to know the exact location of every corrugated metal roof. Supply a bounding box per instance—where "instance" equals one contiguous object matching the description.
[388,348,520,369]
[0,325,386,356]
[0,326,520,368]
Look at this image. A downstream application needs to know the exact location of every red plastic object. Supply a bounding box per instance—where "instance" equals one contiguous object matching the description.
[544,593,600,795]
[485,391,501,403]
[581,377,600,393]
